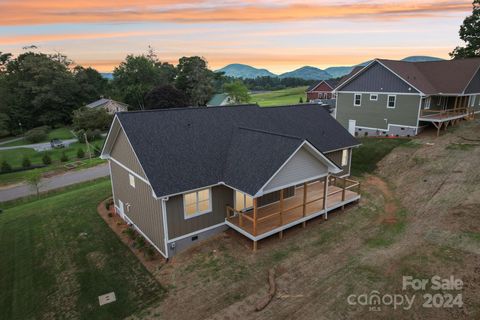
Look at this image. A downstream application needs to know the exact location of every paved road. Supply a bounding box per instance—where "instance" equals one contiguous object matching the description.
[0,137,23,146]
[0,138,78,151]
[0,164,110,203]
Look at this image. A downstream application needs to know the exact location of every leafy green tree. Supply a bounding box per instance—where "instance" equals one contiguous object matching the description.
[0,113,10,137]
[72,107,113,131]
[1,52,80,130]
[26,171,42,198]
[224,80,251,104]
[144,85,189,109]
[111,52,175,110]
[73,66,107,104]
[450,0,480,58]
[175,56,214,106]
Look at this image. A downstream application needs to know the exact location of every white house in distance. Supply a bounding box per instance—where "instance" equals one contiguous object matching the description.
[85,98,129,114]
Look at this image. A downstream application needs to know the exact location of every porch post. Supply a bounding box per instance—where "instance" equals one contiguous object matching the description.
[253,198,258,237]
[323,175,329,220]
[279,189,284,239]
[302,182,307,228]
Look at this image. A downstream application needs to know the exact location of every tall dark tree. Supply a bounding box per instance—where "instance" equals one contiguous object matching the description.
[144,85,189,109]
[111,52,176,110]
[73,66,107,104]
[1,52,80,130]
[175,56,214,106]
[450,0,480,58]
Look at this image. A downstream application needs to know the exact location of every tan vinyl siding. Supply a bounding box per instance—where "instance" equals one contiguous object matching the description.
[263,147,328,193]
[166,185,233,239]
[110,161,166,254]
[325,148,351,177]
[110,129,147,179]
[336,92,421,130]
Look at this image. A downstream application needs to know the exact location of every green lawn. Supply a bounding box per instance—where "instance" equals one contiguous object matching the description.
[0,138,105,168]
[351,138,412,176]
[250,86,308,107]
[1,127,75,147]
[0,179,165,319]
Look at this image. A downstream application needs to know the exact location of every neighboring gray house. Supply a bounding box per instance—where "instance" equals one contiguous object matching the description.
[334,58,480,137]
[101,104,361,258]
[207,93,233,106]
[85,98,129,114]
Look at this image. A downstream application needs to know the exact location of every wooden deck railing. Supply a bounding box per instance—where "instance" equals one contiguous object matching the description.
[420,107,469,119]
[227,176,361,235]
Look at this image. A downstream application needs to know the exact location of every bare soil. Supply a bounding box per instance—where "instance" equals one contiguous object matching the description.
[123,120,480,320]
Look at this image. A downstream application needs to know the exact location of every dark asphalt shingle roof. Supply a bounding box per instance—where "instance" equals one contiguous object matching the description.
[116,104,359,197]
[376,58,480,95]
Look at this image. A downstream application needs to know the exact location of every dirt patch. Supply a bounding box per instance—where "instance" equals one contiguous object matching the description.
[365,175,398,224]
[86,251,107,270]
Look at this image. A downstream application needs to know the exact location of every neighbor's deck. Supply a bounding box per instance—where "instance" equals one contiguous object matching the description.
[226,178,360,241]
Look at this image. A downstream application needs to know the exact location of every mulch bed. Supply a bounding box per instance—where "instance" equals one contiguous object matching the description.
[96,198,167,275]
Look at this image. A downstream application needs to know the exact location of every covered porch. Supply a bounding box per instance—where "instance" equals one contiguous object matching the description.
[225,175,360,250]
[419,96,476,136]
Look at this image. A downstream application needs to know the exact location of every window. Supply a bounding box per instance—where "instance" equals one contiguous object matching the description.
[183,188,211,219]
[129,174,135,188]
[341,149,349,167]
[471,96,476,107]
[424,97,431,110]
[354,94,362,106]
[235,191,253,212]
[370,94,378,101]
[387,95,396,108]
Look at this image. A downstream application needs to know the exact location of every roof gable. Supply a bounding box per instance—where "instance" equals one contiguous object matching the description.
[260,142,338,195]
[339,61,419,94]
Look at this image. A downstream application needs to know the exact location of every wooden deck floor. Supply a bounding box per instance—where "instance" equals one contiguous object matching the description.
[227,180,359,239]
[419,111,469,122]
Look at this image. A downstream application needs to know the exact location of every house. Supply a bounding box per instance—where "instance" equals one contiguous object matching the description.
[306,79,339,101]
[85,98,129,114]
[334,58,480,137]
[100,104,361,258]
[207,93,233,106]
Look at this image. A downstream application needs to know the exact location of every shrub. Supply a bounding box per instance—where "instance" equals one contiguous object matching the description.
[145,246,156,260]
[124,227,136,240]
[72,107,113,131]
[299,97,303,103]
[42,153,52,165]
[24,127,48,143]
[1,160,12,173]
[77,148,85,159]
[135,236,146,249]
[60,151,68,162]
[22,156,31,168]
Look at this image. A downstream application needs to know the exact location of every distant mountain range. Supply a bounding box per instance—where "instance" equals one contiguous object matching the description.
[215,56,444,80]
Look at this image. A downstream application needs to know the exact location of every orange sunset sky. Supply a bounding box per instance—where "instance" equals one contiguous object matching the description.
[0,0,473,73]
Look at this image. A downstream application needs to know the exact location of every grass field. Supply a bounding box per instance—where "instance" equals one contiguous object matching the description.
[351,138,413,176]
[1,127,75,147]
[250,86,307,107]
[0,179,165,319]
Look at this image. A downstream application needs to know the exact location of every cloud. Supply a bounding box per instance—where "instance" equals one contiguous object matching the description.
[0,0,471,26]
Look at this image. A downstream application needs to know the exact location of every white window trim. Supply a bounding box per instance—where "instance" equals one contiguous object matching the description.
[387,95,396,109]
[354,93,362,106]
[341,149,349,167]
[183,188,212,220]
[234,190,253,212]
[129,173,135,188]
[370,94,378,101]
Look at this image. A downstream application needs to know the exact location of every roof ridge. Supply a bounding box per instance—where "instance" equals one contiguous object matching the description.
[236,126,303,140]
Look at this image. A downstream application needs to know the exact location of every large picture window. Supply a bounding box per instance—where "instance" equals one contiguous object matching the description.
[183,188,212,219]
[235,191,253,212]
